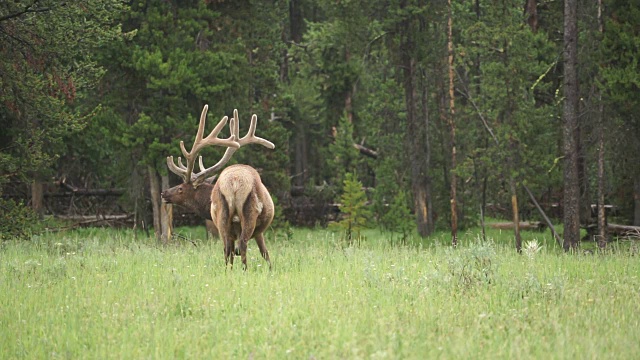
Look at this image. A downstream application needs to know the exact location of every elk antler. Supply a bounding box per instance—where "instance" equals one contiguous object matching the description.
[166,105,240,184]
[190,109,275,185]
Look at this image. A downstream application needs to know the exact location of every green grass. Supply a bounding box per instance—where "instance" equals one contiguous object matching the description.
[1,227,639,359]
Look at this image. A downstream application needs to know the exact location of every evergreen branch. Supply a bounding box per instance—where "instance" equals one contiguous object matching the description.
[0,1,54,23]
[454,68,499,146]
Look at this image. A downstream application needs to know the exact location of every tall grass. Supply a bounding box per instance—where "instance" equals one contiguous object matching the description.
[1,227,638,359]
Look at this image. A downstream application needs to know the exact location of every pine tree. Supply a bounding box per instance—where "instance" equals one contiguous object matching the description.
[334,172,371,244]
[381,190,414,244]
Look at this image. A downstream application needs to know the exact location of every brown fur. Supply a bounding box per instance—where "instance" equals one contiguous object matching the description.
[161,183,214,220]
[210,164,274,270]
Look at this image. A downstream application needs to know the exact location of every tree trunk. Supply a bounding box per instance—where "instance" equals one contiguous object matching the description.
[400,2,432,237]
[420,68,435,234]
[205,219,219,239]
[510,179,522,252]
[596,0,607,248]
[31,180,44,219]
[634,178,640,226]
[294,124,308,187]
[403,51,430,237]
[577,121,592,226]
[148,165,162,241]
[289,0,303,44]
[161,203,173,245]
[447,0,458,246]
[562,0,581,251]
[525,0,538,32]
[596,102,607,248]
[160,174,172,245]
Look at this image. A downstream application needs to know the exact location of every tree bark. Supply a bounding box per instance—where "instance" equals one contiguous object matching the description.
[596,0,607,248]
[403,50,430,237]
[420,68,435,234]
[148,165,162,241]
[510,179,522,252]
[447,0,458,246]
[562,0,581,251]
[525,0,538,32]
[160,174,172,245]
[634,178,640,226]
[31,180,44,219]
[399,2,432,237]
[596,0,608,246]
[596,113,606,248]
[294,122,309,187]
[161,203,173,245]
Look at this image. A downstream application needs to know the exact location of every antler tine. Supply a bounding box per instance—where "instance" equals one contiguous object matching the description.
[191,117,239,185]
[191,110,274,185]
[166,156,189,182]
[173,104,240,183]
[198,155,205,172]
[177,157,188,170]
[238,113,276,149]
[179,104,211,160]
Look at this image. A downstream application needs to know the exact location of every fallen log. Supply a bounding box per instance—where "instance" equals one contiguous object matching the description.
[51,177,125,196]
[488,221,546,231]
[606,223,640,238]
[54,214,132,221]
[46,188,126,197]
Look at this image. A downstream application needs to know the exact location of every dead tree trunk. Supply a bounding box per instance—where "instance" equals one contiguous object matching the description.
[524,184,563,247]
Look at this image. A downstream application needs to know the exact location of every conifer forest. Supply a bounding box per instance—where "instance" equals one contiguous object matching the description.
[2,0,640,249]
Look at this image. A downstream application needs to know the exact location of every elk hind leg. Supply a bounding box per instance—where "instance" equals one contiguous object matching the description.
[214,192,234,268]
[254,233,271,270]
[238,199,259,271]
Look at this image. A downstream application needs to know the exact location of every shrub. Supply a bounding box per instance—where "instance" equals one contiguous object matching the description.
[0,198,38,241]
[381,190,414,244]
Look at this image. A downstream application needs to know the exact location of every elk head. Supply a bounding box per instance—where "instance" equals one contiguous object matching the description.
[162,105,275,270]
[160,104,239,219]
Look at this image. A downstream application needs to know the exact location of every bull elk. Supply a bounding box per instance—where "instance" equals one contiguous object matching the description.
[161,105,275,270]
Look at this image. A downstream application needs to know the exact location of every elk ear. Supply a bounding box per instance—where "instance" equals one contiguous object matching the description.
[192,176,206,188]
[204,175,218,185]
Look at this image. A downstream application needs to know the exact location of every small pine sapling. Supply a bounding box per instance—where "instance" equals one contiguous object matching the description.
[381,190,414,244]
[334,172,371,244]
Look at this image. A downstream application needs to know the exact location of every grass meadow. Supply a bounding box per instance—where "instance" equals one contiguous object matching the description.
[1,225,639,359]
